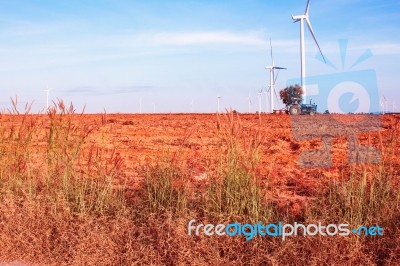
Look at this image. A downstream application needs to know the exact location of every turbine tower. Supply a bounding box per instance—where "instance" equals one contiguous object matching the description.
[265,39,286,113]
[381,96,387,114]
[292,0,325,103]
[247,93,252,113]
[44,87,52,109]
[258,90,262,113]
[217,95,221,113]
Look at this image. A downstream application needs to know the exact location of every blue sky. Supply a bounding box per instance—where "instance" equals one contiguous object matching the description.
[0,0,399,113]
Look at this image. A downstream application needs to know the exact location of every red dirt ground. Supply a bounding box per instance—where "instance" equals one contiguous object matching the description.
[78,113,399,214]
[5,112,399,216]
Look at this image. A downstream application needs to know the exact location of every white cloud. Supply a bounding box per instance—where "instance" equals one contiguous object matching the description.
[147,31,268,46]
[0,29,301,72]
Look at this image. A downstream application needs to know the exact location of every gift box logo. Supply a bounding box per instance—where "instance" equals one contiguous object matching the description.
[286,40,382,168]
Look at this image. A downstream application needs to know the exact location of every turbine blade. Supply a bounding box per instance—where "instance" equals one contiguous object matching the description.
[273,67,286,70]
[305,0,310,15]
[270,38,274,66]
[315,53,337,69]
[274,70,280,85]
[306,18,326,63]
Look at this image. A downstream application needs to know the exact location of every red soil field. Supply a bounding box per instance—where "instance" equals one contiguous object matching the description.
[4,111,398,184]
[36,112,396,215]
[0,112,399,265]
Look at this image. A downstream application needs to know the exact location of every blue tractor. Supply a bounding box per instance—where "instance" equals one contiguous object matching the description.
[286,89,317,115]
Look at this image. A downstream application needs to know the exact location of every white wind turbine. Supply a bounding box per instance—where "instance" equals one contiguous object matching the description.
[247,93,252,113]
[258,90,262,113]
[265,39,286,113]
[380,96,387,114]
[387,99,395,113]
[139,98,142,114]
[217,95,221,113]
[44,87,52,109]
[292,0,326,103]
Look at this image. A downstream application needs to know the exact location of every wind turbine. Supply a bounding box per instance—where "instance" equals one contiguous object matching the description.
[258,90,262,113]
[265,39,286,113]
[139,98,142,114]
[44,87,52,109]
[217,95,221,113]
[153,102,156,113]
[292,0,326,103]
[381,96,387,114]
[387,99,395,113]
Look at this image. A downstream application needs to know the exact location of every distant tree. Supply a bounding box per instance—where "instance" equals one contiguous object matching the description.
[279,84,303,106]
[324,110,330,114]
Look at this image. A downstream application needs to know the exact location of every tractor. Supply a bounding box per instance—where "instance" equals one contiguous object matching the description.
[280,85,317,115]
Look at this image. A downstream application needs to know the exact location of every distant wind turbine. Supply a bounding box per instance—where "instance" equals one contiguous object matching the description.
[292,0,326,103]
[258,90,262,113]
[139,98,142,114]
[265,39,286,113]
[44,87,52,109]
[247,93,252,113]
[381,96,387,114]
[153,102,156,113]
[387,99,395,113]
[217,95,221,113]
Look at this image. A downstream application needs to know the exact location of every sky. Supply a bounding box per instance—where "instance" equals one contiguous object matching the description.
[0,0,399,113]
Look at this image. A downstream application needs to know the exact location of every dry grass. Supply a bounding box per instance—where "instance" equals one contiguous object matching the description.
[0,100,398,265]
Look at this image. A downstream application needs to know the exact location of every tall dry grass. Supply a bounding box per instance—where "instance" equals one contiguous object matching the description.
[0,102,398,265]
[0,99,130,265]
[205,112,273,223]
[137,112,400,265]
